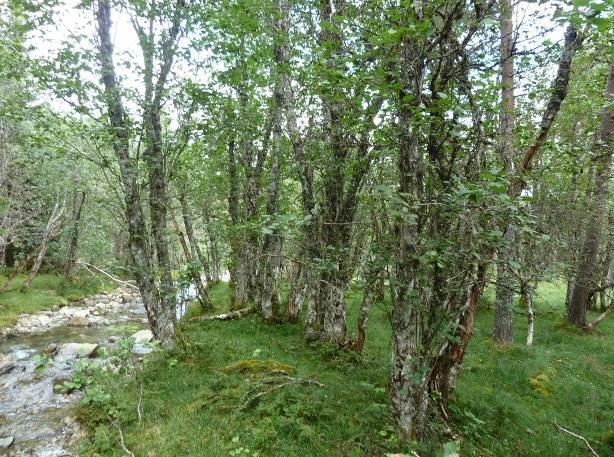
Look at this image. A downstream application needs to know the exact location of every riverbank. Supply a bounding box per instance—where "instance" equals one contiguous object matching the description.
[0,273,114,329]
[0,280,150,456]
[75,282,614,457]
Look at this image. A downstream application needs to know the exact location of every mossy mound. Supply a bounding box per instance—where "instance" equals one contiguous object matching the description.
[529,368,556,398]
[221,359,295,375]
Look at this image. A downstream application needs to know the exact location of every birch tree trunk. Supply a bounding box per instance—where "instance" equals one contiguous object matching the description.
[172,216,212,310]
[23,196,66,289]
[256,0,288,320]
[96,0,177,349]
[494,0,516,344]
[179,192,211,284]
[64,191,86,279]
[568,62,613,327]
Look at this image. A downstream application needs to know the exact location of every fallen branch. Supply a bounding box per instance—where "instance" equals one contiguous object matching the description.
[554,421,599,457]
[109,416,135,457]
[191,307,253,321]
[586,304,613,331]
[240,375,324,410]
[77,261,138,290]
[136,383,143,427]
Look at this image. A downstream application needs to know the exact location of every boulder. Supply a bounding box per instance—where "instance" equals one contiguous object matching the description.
[0,361,17,376]
[131,329,153,345]
[68,316,89,327]
[55,343,99,363]
[44,343,59,356]
[131,329,154,354]
[0,436,14,449]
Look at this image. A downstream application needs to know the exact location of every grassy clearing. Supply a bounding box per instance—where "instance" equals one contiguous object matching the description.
[0,272,113,328]
[77,282,613,457]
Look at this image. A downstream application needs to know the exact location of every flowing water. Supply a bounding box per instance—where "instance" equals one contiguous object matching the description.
[0,286,196,456]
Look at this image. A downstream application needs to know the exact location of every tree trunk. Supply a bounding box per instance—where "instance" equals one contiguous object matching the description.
[355,267,379,353]
[255,0,289,320]
[520,280,535,346]
[568,62,613,327]
[494,0,516,344]
[172,216,212,310]
[96,0,176,349]
[179,192,211,284]
[287,261,305,321]
[64,191,86,279]
[23,196,66,289]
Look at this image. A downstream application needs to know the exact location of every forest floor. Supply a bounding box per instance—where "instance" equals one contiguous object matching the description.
[74,281,613,457]
[0,272,112,328]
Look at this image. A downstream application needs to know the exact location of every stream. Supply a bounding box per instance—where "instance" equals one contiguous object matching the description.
[0,285,196,456]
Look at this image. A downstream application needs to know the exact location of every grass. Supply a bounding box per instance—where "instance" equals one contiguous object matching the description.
[0,272,113,329]
[77,281,613,457]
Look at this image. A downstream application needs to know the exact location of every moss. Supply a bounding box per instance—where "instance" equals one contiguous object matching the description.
[221,359,295,375]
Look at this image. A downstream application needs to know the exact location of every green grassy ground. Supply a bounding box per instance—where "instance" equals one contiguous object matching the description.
[77,282,613,457]
[0,272,112,328]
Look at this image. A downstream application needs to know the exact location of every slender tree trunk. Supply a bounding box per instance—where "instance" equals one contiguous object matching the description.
[203,206,221,282]
[390,29,427,439]
[179,192,211,284]
[355,267,379,353]
[520,280,535,346]
[23,196,66,289]
[172,216,212,310]
[494,0,516,344]
[64,191,86,279]
[568,63,613,327]
[287,261,305,321]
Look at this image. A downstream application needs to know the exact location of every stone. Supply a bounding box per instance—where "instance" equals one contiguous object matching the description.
[94,304,107,315]
[131,329,153,345]
[44,343,59,356]
[51,304,59,312]
[0,362,17,376]
[131,329,154,354]
[55,343,99,363]
[0,436,14,448]
[68,316,89,327]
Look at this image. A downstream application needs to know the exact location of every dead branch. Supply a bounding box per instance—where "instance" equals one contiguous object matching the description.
[554,421,599,457]
[191,307,253,321]
[240,375,325,410]
[77,261,139,290]
[109,416,135,457]
[586,304,613,331]
[137,383,143,427]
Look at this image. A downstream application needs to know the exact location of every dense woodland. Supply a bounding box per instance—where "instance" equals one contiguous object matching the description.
[0,0,612,455]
